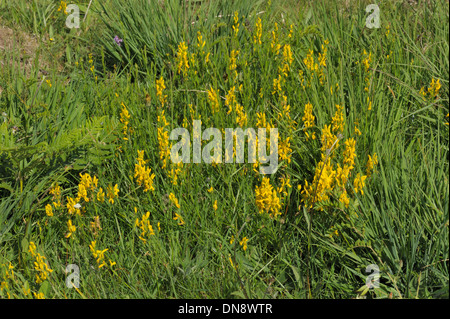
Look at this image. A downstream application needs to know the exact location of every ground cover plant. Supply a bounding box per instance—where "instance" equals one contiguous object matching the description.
[0,0,448,299]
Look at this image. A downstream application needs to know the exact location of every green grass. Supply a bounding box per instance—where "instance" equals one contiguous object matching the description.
[0,0,448,299]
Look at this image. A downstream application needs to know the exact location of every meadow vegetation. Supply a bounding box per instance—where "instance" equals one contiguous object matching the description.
[0,0,448,299]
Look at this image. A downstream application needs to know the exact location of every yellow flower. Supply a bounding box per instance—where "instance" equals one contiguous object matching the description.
[65,219,76,238]
[318,40,329,68]
[232,11,239,37]
[229,255,237,270]
[207,87,220,114]
[120,103,131,140]
[169,193,181,209]
[255,177,282,218]
[304,49,317,71]
[157,110,171,168]
[33,292,45,299]
[272,74,283,96]
[353,173,367,195]
[270,22,281,55]
[280,44,294,76]
[239,237,248,251]
[28,242,37,257]
[302,103,315,139]
[427,78,441,98]
[196,31,205,50]
[288,24,294,38]
[107,184,119,204]
[66,196,80,215]
[366,153,378,176]
[225,86,237,114]
[173,212,185,226]
[343,138,357,170]
[176,42,189,77]
[135,211,155,243]
[301,157,336,209]
[229,50,239,75]
[57,1,68,15]
[45,204,53,217]
[362,49,372,72]
[89,241,109,268]
[156,76,168,106]
[278,137,292,164]
[77,183,89,203]
[134,150,156,192]
[321,124,339,154]
[331,105,345,133]
[254,17,262,45]
[33,253,53,284]
[339,191,350,208]
[97,187,105,203]
[213,200,218,211]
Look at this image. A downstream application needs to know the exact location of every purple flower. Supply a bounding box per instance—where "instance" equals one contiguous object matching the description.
[114,35,123,47]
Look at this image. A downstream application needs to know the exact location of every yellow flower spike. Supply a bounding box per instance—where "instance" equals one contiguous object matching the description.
[343,138,357,170]
[28,242,37,257]
[169,193,181,209]
[427,78,441,98]
[106,184,119,204]
[239,237,248,251]
[232,11,239,36]
[207,87,220,114]
[176,42,189,77]
[156,76,168,106]
[65,220,76,238]
[254,17,262,45]
[134,150,156,192]
[331,105,345,133]
[302,103,315,140]
[339,191,350,208]
[97,187,105,203]
[213,200,218,211]
[45,204,53,217]
[229,255,237,270]
[33,292,45,299]
[33,253,53,284]
[278,137,292,164]
[366,153,378,177]
[353,173,367,195]
[255,177,282,218]
[196,31,206,50]
[173,212,185,226]
[57,1,68,15]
